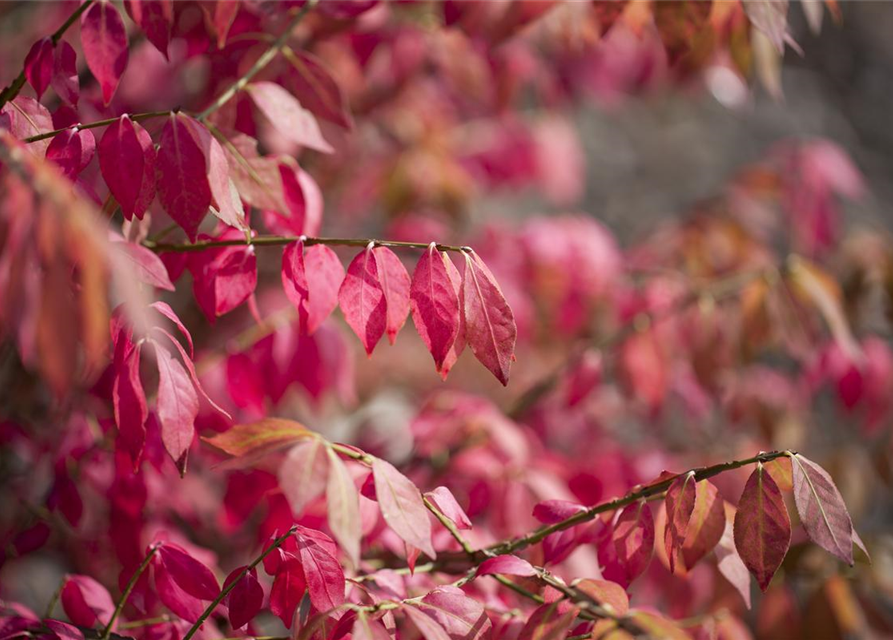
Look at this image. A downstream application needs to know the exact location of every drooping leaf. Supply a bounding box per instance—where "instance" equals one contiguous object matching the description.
[410,244,460,372]
[326,447,361,567]
[424,486,472,530]
[375,247,411,345]
[203,419,311,458]
[46,128,95,180]
[284,48,353,130]
[462,251,516,385]
[154,559,205,623]
[60,576,114,628]
[211,247,257,316]
[247,81,334,154]
[113,345,148,467]
[51,41,79,107]
[224,566,263,630]
[186,121,247,232]
[154,343,200,474]
[790,453,855,565]
[1,97,54,155]
[280,438,329,516]
[438,254,465,380]
[372,456,436,559]
[518,601,578,640]
[734,464,791,591]
[296,530,346,612]
[156,113,212,240]
[416,587,492,640]
[270,552,305,628]
[24,38,54,101]
[282,240,309,321]
[681,480,725,570]
[716,503,752,609]
[124,0,174,59]
[478,555,536,577]
[113,241,175,291]
[158,543,220,600]
[99,115,157,221]
[611,500,654,585]
[663,472,696,574]
[403,604,452,640]
[212,0,240,49]
[304,244,344,334]
[575,579,629,617]
[80,0,129,105]
[338,245,387,355]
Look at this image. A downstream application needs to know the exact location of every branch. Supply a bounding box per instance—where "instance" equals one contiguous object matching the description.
[0,0,94,109]
[144,235,471,254]
[23,111,171,144]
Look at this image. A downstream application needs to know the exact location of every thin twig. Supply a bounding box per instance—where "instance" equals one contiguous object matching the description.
[101,546,159,640]
[23,111,171,144]
[145,235,470,254]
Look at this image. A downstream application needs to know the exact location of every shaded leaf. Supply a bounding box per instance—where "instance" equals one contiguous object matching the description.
[46,128,95,180]
[60,575,114,628]
[154,343,199,475]
[339,245,387,355]
[158,543,220,600]
[716,503,752,609]
[280,438,329,516]
[99,115,157,221]
[51,41,79,107]
[734,464,791,591]
[375,247,411,345]
[790,453,854,565]
[518,601,578,640]
[326,447,361,567]
[247,81,333,154]
[373,456,436,559]
[24,38,53,101]
[124,0,174,59]
[612,500,654,585]
[224,566,263,630]
[80,0,129,105]
[664,472,696,574]
[156,114,212,241]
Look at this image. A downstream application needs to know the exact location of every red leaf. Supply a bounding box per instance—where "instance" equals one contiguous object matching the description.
[304,244,344,334]
[224,566,263,630]
[113,345,147,467]
[663,472,696,574]
[439,255,465,380]
[1,97,53,155]
[150,302,194,356]
[51,41,79,107]
[212,248,257,316]
[203,418,311,458]
[790,453,855,565]
[612,500,654,585]
[156,114,212,241]
[424,486,472,530]
[681,480,725,571]
[618,329,667,415]
[403,604,452,640]
[46,128,95,180]
[114,241,175,291]
[716,503,752,609]
[80,0,129,105]
[158,543,220,600]
[375,247,411,345]
[733,464,791,591]
[270,552,305,628]
[44,620,84,640]
[60,575,114,628]
[154,343,199,475]
[153,327,230,419]
[154,560,204,623]
[282,241,309,322]
[325,448,361,567]
[373,456,436,559]
[339,245,387,355]
[410,244,460,372]
[285,49,353,130]
[575,579,629,617]
[462,251,516,385]
[416,587,492,640]
[296,530,346,612]
[518,601,578,640]
[24,38,54,100]
[478,555,536,577]
[99,115,157,221]
[186,119,247,232]
[280,438,329,516]
[247,81,334,154]
[124,0,174,59]
[213,0,240,49]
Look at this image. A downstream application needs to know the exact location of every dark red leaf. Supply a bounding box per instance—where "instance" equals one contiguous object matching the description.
[224,566,263,630]
[24,38,54,101]
[410,244,460,372]
[99,115,157,221]
[158,543,220,601]
[339,245,387,355]
[734,464,791,591]
[124,0,174,59]
[46,129,95,180]
[80,0,129,105]
[154,560,204,623]
[51,41,79,107]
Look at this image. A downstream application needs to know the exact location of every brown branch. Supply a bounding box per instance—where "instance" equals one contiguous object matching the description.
[23,111,171,144]
[144,235,471,254]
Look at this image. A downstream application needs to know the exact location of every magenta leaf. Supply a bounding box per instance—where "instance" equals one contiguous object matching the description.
[1,96,53,155]
[113,345,148,467]
[733,464,791,591]
[285,48,353,130]
[372,456,436,559]
[224,566,263,630]
[24,38,54,101]
[44,619,84,640]
[403,605,451,640]
[424,486,472,530]
[158,543,220,600]
[212,248,257,317]
[150,302,194,356]
[326,447,361,567]
[153,327,230,420]
[410,244,460,372]
[462,251,516,385]
[99,115,157,221]
[304,244,344,334]
[612,500,654,585]
[124,0,174,59]
[416,587,492,640]
[270,552,305,628]
[353,615,390,640]
[280,438,329,516]
[185,119,247,232]
[790,453,855,565]
[51,41,79,107]
[80,0,129,105]
[154,342,200,475]
[295,529,346,612]
[518,601,578,640]
[247,81,334,153]
[154,559,205,623]
[478,555,536,577]
[156,113,213,241]
[438,255,465,380]
[663,472,696,574]
[114,241,175,291]
[60,575,114,628]
[282,240,309,320]
[339,245,387,355]
[46,129,95,180]
[374,247,411,345]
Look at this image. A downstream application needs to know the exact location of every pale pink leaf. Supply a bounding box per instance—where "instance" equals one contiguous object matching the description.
[247,81,334,153]
[417,587,492,640]
[425,486,472,530]
[790,453,854,565]
[478,555,536,577]
[372,456,436,559]
[114,241,174,291]
[80,0,129,105]
[403,605,451,640]
[716,504,752,609]
[410,244,460,372]
[326,447,361,566]
[279,438,329,516]
[463,251,516,385]
[338,246,387,355]
[154,342,199,475]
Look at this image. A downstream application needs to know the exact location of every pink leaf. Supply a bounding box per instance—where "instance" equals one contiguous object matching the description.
[417,587,492,640]
[403,605,451,640]
[270,552,305,628]
[326,447,361,567]
[60,575,114,628]
[80,0,129,105]
[282,240,309,322]
[158,543,220,600]
[212,248,257,316]
[372,456,436,559]
[124,0,174,59]
[99,115,157,221]
[663,472,696,574]
[114,241,175,291]
[353,616,390,640]
[186,119,247,232]
[154,560,204,623]
[51,41,79,107]
[518,601,578,640]
[612,501,654,585]
[790,453,855,565]
[424,486,472,530]
[153,327,230,420]
[374,247,411,345]
[150,301,194,356]
[213,0,240,49]
[154,343,200,475]
[478,555,536,577]
[46,128,95,180]
[279,438,329,516]
[1,97,54,155]
[156,113,212,241]
[410,244,460,372]
[304,244,344,334]
[224,566,263,630]
[44,620,84,640]
[439,255,466,380]
[296,530,346,612]
[733,464,791,591]
[575,579,629,617]
[462,251,516,385]
[716,504,752,609]
[247,81,333,154]
[113,346,148,467]
[24,38,54,100]
[285,48,353,130]
[339,245,387,355]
